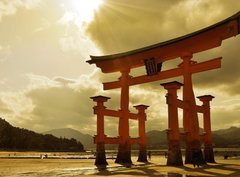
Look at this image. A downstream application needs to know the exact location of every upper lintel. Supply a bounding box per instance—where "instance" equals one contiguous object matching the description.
[87,11,240,73]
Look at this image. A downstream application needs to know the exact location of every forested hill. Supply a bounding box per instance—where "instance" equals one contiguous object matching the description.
[146,127,240,149]
[0,118,84,152]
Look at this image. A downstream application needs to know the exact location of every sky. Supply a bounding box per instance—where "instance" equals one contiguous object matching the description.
[0,0,240,137]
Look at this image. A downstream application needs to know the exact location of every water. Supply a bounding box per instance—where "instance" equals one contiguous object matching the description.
[1,149,240,177]
[14,165,197,177]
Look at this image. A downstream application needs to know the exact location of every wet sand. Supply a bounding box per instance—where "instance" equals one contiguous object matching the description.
[0,155,240,177]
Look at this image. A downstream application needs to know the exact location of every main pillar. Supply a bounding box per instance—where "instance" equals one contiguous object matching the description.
[197,95,215,163]
[181,54,205,165]
[161,81,183,166]
[91,96,110,167]
[115,69,132,165]
[134,105,149,162]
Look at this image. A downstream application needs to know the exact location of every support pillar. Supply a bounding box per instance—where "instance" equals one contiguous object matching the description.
[91,96,110,167]
[134,105,149,162]
[115,69,132,165]
[161,81,183,166]
[197,95,215,163]
[181,55,205,165]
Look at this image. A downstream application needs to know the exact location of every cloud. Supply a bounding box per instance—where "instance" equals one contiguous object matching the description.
[0,71,169,136]
[0,0,240,138]
[0,0,41,21]
[0,72,238,137]
[192,37,240,95]
[0,0,99,93]
[86,0,240,96]
[0,98,13,115]
[0,45,12,62]
[86,0,240,54]
[212,108,240,130]
[2,73,99,134]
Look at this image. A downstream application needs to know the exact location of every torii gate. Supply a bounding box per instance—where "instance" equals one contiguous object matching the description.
[87,12,240,166]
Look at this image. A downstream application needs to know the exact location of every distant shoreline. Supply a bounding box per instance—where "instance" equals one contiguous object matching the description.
[0,148,239,160]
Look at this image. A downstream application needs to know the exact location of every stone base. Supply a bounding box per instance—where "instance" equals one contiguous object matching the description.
[185,141,205,165]
[115,143,132,165]
[137,146,148,162]
[95,143,108,166]
[167,142,183,166]
[191,149,205,166]
[204,146,215,163]
[184,147,192,164]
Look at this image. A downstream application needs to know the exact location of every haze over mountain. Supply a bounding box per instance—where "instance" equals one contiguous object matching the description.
[146,127,240,149]
[44,128,94,149]
[1,115,239,151]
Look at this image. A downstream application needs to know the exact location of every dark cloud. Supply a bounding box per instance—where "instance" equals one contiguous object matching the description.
[87,0,184,54]
[87,0,240,96]
[24,85,97,133]
[87,0,240,54]
[192,37,240,95]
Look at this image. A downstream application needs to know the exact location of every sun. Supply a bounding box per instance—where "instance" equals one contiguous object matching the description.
[71,0,103,23]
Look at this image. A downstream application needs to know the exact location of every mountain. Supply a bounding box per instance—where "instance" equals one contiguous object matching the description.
[212,126,240,147]
[146,127,240,148]
[44,128,94,149]
[43,126,240,150]
[146,130,168,149]
[0,118,84,151]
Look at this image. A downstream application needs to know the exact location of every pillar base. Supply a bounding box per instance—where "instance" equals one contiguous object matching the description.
[95,143,108,167]
[204,145,215,163]
[137,145,148,162]
[185,141,205,165]
[167,141,183,166]
[184,147,192,164]
[115,142,132,165]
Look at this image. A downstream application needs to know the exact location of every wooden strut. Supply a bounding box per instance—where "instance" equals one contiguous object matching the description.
[103,57,221,90]
[161,80,215,166]
[91,95,149,165]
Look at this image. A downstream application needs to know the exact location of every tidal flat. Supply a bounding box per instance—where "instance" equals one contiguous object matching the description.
[0,151,240,177]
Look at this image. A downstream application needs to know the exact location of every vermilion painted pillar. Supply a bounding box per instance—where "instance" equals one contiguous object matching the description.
[91,96,110,167]
[181,55,205,165]
[161,81,183,166]
[115,69,132,165]
[197,95,215,163]
[134,105,149,162]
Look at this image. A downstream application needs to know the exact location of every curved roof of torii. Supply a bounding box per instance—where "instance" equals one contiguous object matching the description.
[87,11,240,73]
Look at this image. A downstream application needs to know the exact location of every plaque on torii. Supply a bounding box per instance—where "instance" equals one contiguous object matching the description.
[87,12,240,166]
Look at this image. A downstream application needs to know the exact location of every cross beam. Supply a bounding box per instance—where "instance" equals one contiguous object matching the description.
[102,109,138,120]
[104,57,221,90]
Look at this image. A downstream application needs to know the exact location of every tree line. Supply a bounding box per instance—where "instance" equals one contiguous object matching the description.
[0,118,84,151]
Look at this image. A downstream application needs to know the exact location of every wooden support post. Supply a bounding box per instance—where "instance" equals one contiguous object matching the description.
[115,69,132,165]
[134,105,149,162]
[161,81,183,166]
[181,55,205,165]
[91,96,110,167]
[197,95,215,163]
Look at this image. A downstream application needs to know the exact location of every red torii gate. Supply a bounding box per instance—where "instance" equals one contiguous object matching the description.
[87,12,240,166]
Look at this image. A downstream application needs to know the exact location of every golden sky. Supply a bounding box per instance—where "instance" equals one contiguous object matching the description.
[0,0,240,136]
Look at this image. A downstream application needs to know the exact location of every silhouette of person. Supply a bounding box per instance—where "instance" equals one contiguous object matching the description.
[192,150,200,168]
[164,151,168,158]
[148,151,152,160]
